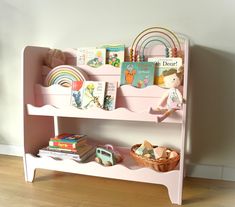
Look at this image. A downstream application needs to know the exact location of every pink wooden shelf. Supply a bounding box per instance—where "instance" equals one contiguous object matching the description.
[31,84,183,123]
[23,36,189,205]
[25,146,180,203]
[27,104,183,123]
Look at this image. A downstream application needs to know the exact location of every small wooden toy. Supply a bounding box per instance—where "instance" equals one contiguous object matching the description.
[153,146,168,159]
[95,144,122,166]
[135,140,154,158]
[130,27,182,62]
[169,150,178,159]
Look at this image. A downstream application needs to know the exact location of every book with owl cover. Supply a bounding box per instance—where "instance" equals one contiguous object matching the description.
[81,81,106,109]
[120,62,155,88]
[148,57,182,88]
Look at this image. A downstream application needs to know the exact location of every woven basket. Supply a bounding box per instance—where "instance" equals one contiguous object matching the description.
[130,144,180,172]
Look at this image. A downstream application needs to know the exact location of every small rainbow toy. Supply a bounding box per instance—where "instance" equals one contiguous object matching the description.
[44,65,88,87]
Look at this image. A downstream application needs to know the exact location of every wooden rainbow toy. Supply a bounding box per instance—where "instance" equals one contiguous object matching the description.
[130,27,182,62]
[44,65,88,87]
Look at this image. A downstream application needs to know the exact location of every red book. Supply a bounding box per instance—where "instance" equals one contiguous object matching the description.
[50,133,86,143]
[49,139,87,150]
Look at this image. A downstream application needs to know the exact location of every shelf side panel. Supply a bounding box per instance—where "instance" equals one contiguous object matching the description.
[22,46,55,155]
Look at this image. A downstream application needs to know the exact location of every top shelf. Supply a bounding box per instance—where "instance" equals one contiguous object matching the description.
[23,45,188,124]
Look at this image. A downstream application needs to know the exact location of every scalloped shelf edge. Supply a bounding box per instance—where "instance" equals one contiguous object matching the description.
[35,83,171,98]
[25,153,180,183]
[35,84,71,95]
[26,104,183,124]
[78,64,121,75]
[118,84,169,97]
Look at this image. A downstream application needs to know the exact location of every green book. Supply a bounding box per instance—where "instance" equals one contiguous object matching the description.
[120,62,155,88]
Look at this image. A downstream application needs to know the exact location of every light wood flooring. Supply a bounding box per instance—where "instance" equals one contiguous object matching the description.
[0,155,235,207]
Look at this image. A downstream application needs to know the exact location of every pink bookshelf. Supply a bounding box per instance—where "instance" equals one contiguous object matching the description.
[22,35,189,205]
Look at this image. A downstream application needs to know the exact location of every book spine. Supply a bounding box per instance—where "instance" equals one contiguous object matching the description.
[51,133,73,140]
[49,137,86,144]
[38,146,95,161]
[49,139,86,148]
[49,141,76,149]
[48,146,78,152]
[104,82,117,111]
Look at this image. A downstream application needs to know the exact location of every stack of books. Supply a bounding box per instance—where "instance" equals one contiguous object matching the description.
[38,133,95,162]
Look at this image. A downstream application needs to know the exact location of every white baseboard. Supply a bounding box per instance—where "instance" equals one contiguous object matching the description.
[186,163,235,181]
[0,145,234,181]
[0,144,23,156]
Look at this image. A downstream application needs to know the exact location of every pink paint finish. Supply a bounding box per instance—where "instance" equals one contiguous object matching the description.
[22,35,189,205]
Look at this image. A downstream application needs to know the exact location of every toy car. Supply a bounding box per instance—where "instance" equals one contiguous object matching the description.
[95,147,116,166]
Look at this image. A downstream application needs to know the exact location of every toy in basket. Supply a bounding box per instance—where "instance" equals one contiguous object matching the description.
[130,140,180,172]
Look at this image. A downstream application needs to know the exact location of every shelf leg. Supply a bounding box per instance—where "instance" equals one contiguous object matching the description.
[166,182,182,205]
[23,156,36,182]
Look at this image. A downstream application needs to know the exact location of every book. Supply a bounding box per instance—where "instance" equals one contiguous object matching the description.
[77,47,95,65]
[49,139,87,150]
[103,82,118,111]
[147,57,182,88]
[49,133,87,151]
[50,133,86,142]
[71,81,84,108]
[38,144,95,162]
[81,81,106,109]
[77,47,106,68]
[120,62,155,88]
[102,44,125,67]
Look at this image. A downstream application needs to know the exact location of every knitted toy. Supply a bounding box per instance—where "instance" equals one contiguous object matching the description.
[44,49,66,69]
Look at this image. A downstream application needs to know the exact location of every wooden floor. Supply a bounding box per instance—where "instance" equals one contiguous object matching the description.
[0,155,235,207]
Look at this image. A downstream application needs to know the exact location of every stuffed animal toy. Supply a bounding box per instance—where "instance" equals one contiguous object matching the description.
[44,49,66,69]
[150,66,184,122]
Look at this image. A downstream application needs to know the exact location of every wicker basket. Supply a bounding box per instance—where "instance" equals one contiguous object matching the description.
[130,144,180,172]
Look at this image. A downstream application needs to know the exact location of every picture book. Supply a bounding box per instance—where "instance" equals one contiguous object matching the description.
[77,47,95,65]
[38,144,95,162]
[81,81,106,109]
[148,57,182,88]
[103,82,118,111]
[77,47,106,68]
[71,81,84,108]
[120,62,155,88]
[102,44,125,67]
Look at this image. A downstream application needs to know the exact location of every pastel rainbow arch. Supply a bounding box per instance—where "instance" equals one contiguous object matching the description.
[130,27,182,61]
[44,65,88,87]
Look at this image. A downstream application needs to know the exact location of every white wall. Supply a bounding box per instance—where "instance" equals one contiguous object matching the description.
[1,0,235,180]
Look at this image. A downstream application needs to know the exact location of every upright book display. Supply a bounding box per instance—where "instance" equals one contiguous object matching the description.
[22,32,189,205]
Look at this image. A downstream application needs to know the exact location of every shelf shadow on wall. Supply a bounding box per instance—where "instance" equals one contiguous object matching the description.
[187,45,235,167]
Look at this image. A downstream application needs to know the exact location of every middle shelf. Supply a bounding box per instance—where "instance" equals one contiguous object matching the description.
[27,104,183,123]
[27,83,184,123]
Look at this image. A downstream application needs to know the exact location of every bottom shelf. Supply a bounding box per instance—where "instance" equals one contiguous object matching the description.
[23,147,183,205]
